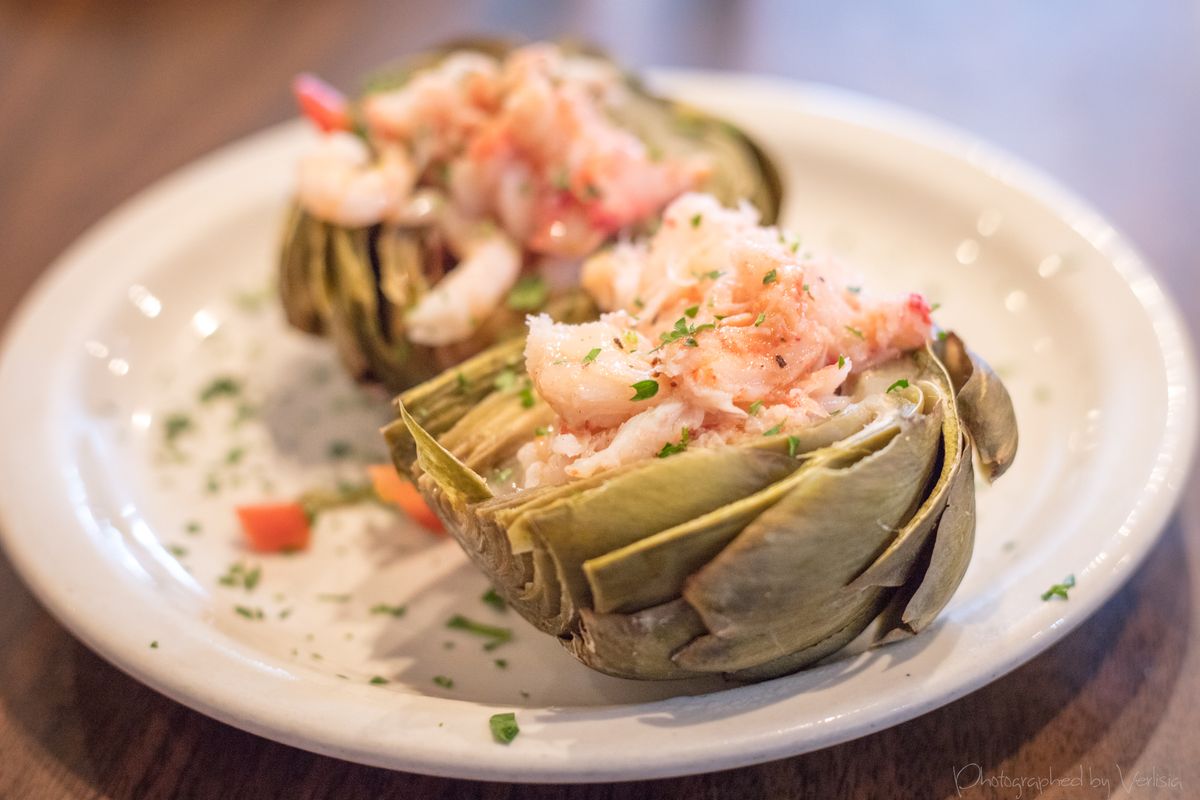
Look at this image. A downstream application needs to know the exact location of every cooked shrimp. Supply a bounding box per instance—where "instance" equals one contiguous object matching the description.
[296,133,417,227]
[405,230,521,346]
[520,192,934,485]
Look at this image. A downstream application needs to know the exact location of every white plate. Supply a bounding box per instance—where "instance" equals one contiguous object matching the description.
[0,71,1194,783]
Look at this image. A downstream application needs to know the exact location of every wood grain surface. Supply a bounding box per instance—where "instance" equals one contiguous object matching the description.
[1,2,1197,798]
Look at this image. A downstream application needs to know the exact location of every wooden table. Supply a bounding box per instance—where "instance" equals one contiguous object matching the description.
[2,3,1197,797]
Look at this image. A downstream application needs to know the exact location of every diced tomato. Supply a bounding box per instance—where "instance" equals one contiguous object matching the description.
[368,464,445,534]
[292,73,351,133]
[235,502,312,553]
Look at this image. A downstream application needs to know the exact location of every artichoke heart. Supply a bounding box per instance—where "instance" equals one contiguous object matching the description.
[383,331,1018,682]
[280,39,783,394]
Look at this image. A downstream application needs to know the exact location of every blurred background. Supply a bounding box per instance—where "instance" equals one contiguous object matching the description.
[2,0,1197,333]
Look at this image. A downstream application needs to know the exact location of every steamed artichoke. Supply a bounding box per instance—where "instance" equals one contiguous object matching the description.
[280,39,783,394]
[382,332,1017,682]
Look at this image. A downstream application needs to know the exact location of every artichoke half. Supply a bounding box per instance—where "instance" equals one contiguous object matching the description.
[382,332,1017,682]
[280,39,784,394]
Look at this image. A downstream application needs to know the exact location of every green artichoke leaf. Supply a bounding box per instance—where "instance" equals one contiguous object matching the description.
[674,393,943,673]
[398,403,492,504]
[845,351,963,591]
[278,207,321,333]
[583,401,888,615]
[571,600,710,680]
[935,332,1018,481]
[524,444,810,614]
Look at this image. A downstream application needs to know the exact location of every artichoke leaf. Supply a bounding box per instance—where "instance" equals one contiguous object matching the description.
[572,600,709,680]
[583,401,893,615]
[893,442,977,635]
[278,207,321,333]
[846,355,964,591]
[674,400,942,673]
[523,444,818,614]
[935,332,1018,480]
[398,403,492,504]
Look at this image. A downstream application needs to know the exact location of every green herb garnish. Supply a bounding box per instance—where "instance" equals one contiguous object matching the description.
[494,658,508,669]
[518,382,536,408]
[327,440,353,459]
[837,355,846,369]
[482,588,506,612]
[446,614,513,650]
[886,379,910,393]
[533,426,550,437]
[1041,575,1076,601]
[762,269,778,286]
[753,312,766,327]
[150,640,159,649]
[164,413,192,444]
[657,427,691,458]
[225,446,246,465]
[317,593,351,603]
[167,544,187,558]
[234,605,263,620]
[582,347,601,364]
[218,563,261,591]
[748,400,763,416]
[763,423,783,436]
[684,305,699,318]
[493,369,518,391]
[433,675,455,689]
[370,603,407,618]
[690,213,702,228]
[847,286,861,294]
[506,276,549,311]
[490,712,520,744]
[787,435,800,458]
[369,676,389,685]
[200,376,241,402]
[630,379,659,401]
[845,325,865,340]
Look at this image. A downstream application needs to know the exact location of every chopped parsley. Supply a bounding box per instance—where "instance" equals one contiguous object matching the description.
[316,593,351,603]
[657,427,691,458]
[164,413,193,444]
[494,658,509,669]
[582,347,601,364]
[700,270,723,280]
[433,675,455,689]
[446,614,513,650]
[490,712,520,744]
[200,376,241,402]
[218,562,261,591]
[930,302,942,312]
[492,467,514,484]
[533,426,550,437]
[748,400,763,416]
[167,544,187,558]
[937,330,949,341]
[482,588,507,612]
[150,640,159,649]
[886,379,911,393]
[684,305,699,318]
[659,316,715,348]
[506,276,549,311]
[762,269,778,286]
[787,436,800,458]
[234,605,264,620]
[369,676,389,685]
[225,446,246,465]
[803,283,815,300]
[763,423,783,436]
[518,382,536,408]
[837,355,846,369]
[753,312,766,327]
[456,372,470,393]
[845,325,865,340]
[690,213,703,228]
[185,520,202,535]
[1041,575,1076,601]
[327,440,353,459]
[370,603,407,618]
[630,379,659,401]
[847,286,862,294]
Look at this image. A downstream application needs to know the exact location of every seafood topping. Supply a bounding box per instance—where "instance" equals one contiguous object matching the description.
[518,193,933,486]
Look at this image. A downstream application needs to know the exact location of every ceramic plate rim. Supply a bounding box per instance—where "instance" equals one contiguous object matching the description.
[0,70,1195,783]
